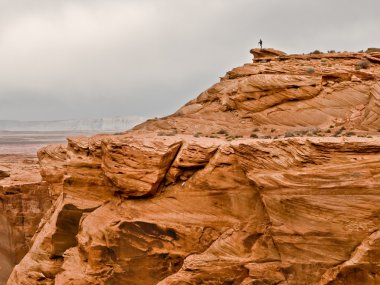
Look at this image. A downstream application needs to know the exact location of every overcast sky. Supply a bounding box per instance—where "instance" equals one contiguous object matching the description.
[0,0,379,121]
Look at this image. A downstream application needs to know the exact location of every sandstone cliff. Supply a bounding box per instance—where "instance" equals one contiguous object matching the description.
[0,155,51,285]
[6,48,380,284]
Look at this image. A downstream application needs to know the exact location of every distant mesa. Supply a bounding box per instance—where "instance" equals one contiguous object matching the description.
[0,116,146,132]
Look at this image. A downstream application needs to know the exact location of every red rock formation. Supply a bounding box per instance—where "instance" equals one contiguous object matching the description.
[7,48,380,284]
[250,48,287,59]
[0,155,51,285]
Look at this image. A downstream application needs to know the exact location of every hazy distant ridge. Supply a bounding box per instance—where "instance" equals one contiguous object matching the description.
[0,116,146,131]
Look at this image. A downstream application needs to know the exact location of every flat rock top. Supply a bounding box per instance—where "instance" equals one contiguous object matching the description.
[0,154,41,187]
[250,48,287,59]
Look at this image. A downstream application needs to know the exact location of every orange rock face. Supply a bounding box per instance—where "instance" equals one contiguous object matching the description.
[0,155,51,285]
[6,48,380,284]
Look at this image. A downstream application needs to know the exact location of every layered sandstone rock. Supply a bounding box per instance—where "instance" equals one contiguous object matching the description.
[7,48,380,284]
[250,48,287,59]
[0,155,51,285]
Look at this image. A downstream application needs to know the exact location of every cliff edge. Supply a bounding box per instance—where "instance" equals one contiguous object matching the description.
[0,155,51,285]
[6,48,380,285]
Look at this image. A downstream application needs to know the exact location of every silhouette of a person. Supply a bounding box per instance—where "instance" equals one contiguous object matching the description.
[258,39,263,49]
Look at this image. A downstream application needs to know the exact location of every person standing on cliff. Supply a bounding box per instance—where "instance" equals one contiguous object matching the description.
[258,39,263,49]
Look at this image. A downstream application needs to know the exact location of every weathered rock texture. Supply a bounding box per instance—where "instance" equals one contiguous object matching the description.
[0,155,51,285]
[7,48,380,284]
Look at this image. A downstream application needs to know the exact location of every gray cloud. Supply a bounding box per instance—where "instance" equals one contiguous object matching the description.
[0,0,379,120]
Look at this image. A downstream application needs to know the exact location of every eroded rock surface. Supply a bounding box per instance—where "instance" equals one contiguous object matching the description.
[0,155,51,285]
[250,47,287,59]
[7,48,380,284]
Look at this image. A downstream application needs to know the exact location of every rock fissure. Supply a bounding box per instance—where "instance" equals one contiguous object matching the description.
[317,229,380,285]
[241,161,288,282]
